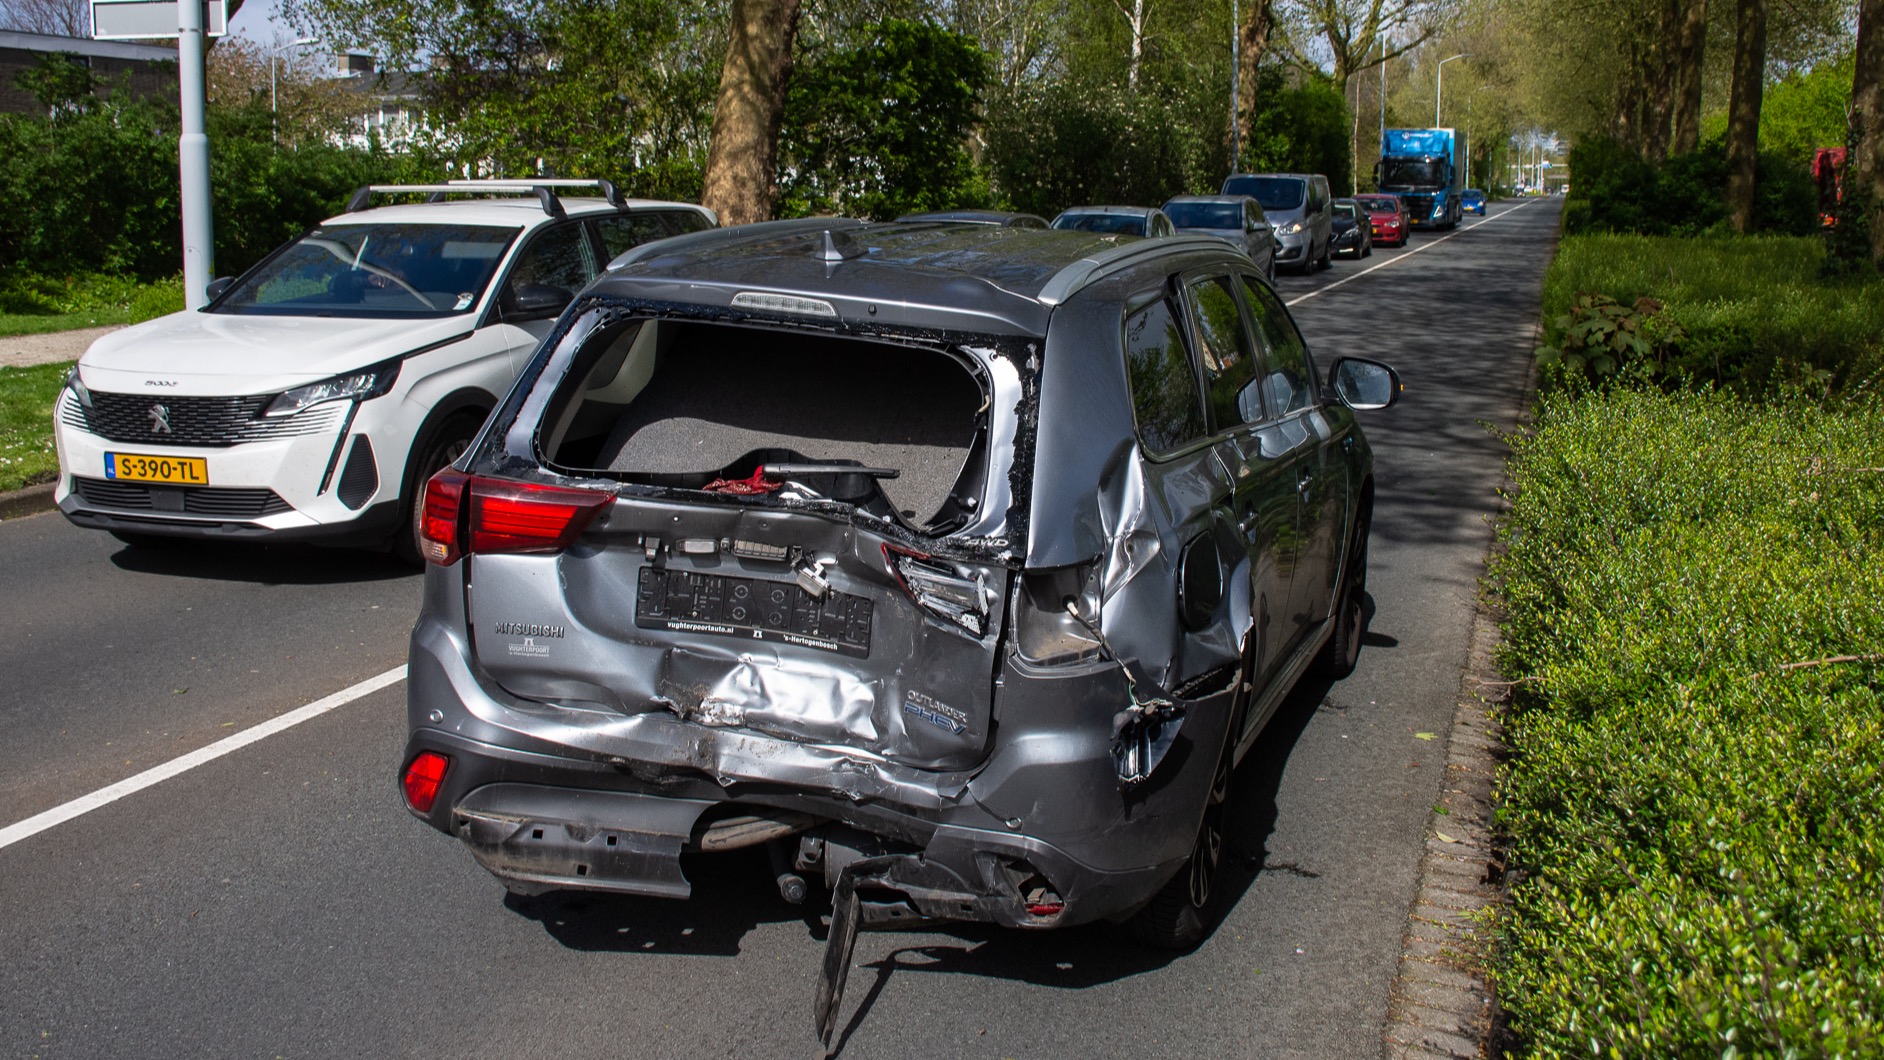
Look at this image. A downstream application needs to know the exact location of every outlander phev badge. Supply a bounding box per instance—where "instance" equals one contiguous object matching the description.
[148,404,172,433]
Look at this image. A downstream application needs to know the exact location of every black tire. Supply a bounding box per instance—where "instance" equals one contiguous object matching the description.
[1126,723,1235,950]
[392,412,482,567]
[1316,239,1333,270]
[1312,513,1370,678]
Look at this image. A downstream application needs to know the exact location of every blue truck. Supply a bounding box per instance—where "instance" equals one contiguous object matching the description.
[1376,128,1462,229]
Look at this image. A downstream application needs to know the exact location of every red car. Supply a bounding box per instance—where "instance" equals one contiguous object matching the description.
[1355,194,1408,247]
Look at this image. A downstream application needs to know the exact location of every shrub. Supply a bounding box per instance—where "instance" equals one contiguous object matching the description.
[1536,234,1884,394]
[1564,136,1816,237]
[1492,389,1884,1056]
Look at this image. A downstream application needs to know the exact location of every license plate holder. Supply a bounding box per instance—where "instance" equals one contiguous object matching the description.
[105,453,209,485]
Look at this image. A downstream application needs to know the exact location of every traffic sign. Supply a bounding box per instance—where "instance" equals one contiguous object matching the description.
[91,0,226,40]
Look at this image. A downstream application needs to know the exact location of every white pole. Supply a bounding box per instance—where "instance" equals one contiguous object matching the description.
[1230,0,1240,172]
[178,0,213,309]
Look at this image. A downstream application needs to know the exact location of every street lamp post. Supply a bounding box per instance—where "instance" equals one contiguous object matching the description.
[1434,52,1469,127]
[270,36,320,148]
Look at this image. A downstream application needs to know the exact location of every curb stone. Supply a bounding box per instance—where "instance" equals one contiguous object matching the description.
[1379,323,1540,1060]
[0,481,57,521]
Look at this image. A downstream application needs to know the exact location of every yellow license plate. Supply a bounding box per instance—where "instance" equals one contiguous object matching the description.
[105,453,209,485]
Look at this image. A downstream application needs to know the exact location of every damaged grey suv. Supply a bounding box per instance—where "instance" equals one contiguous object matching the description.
[400,218,1399,999]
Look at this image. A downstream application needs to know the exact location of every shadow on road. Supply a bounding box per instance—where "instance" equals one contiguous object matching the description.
[108,537,414,584]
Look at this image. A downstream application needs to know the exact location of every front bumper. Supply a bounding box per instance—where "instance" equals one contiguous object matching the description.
[402,595,1232,929]
[53,389,410,544]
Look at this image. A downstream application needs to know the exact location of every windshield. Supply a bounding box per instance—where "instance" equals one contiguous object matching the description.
[1356,197,1398,214]
[1222,176,1305,211]
[213,223,518,318]
[1332,203,1360,220]
[1052,213,1148,236]
[1165,202,1241,229]
[1379,160,1447,188]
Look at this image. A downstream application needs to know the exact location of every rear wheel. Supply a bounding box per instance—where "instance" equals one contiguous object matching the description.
[1312,513,1370,678]
[392,412,482,567]
[1126,718,1236,950]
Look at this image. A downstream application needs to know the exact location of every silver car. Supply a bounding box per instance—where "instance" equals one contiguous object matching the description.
[1049,205,1177,238]
[1221,173,1334,273]
[398,218,1399,1047]
[1160,195,1278,279]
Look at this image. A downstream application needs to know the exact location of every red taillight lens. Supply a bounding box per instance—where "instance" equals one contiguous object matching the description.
[420,472,613,565]
[468,478,613,555]
[402,751,450,813]
[420,469,469,565]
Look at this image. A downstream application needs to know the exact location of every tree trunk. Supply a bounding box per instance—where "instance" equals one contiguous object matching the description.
[701,0,804,226]
[1235,0,1273,164]
[1724,0,1766,232]
[1853,0,1883,264]
[1671,0,1708,154]
[1639,0,1683,163]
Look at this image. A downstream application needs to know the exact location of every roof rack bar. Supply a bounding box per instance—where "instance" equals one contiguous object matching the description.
[444,177,623,208]
[341,183,571,218]
[1035,235,1232,306]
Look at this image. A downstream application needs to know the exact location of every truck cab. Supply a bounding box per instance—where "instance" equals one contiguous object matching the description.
[1376,128,1461,230]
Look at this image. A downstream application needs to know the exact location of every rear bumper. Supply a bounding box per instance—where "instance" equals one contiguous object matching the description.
[402,601,1231,928]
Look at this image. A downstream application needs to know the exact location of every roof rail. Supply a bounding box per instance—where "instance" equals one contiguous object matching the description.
[343,180,616,218]
[1034,235,1233,306]
[607,216,865,271]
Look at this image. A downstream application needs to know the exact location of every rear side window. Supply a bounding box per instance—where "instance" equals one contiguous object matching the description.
[1241,276,1314,416]
[1187,276,1261,430]
[1123,297,1207,453]
[595,211,712,261]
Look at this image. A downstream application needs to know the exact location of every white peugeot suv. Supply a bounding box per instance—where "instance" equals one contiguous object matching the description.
[54,179,714,562]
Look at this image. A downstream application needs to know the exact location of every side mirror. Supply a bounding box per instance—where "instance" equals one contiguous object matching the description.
[1329,357,1402,410]
[505,283,573,320]
[203,276,234,301]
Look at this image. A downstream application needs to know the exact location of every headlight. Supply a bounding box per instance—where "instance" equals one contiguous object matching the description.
[264,358,400,417]
[1278,220,1304,236]
[63,366,93,409]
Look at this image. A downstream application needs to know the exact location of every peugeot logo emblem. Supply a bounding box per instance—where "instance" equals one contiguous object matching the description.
[148,404,172,434]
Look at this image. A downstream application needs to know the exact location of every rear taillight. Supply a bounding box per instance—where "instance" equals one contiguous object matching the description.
[468,478,613,555]
[419,470,469,565]
[884,545,991,636]
[419,471,613,566]
[402,751,450,813]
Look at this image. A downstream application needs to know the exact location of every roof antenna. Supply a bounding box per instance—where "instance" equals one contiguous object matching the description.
[818,229,864,262]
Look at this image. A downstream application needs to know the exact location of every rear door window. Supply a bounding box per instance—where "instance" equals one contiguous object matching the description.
[1123,296,1207,453]
[1186,276,1262,430]
[594,210,712,262]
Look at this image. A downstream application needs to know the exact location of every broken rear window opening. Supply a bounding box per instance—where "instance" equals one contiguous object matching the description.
[537,317,995,536]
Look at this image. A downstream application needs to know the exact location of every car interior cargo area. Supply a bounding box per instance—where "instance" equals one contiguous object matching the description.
[541,319,989,531]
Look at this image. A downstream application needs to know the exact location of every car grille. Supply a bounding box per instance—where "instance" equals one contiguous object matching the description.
[60,390,342,448]
[1401,194,1435,219]
[72,477,293,519]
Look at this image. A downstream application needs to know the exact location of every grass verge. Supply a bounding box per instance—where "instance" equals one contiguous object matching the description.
[1539,234,1884,393]
[0,361,70,493]
[1490,389,1884,1055]
[0,273,184,337]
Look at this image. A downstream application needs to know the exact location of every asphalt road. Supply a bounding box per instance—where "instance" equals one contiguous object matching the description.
[0,198,1561,1060]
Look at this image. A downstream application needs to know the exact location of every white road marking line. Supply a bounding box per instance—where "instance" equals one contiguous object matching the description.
[0,665,408,851]
[1285,198,1544,307]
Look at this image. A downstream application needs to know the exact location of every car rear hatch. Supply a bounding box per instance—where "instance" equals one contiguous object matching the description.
[456,313,1026,772]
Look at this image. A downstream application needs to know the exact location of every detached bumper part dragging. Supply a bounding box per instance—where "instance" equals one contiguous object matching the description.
[453,786,713,899]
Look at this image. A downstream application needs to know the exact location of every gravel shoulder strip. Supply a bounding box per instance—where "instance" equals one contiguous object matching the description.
[0,325,118,368]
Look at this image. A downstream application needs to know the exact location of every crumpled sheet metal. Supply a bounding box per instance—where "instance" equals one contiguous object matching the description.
[656,646,881,745]
[413,617,972,811]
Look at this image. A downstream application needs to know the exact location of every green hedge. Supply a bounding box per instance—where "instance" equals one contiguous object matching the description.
[1538,234,1884,394]
[1491,389,1884,1056]
[1562,136,1816,237]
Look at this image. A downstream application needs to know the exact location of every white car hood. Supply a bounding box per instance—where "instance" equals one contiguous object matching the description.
[77,311,475,397]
